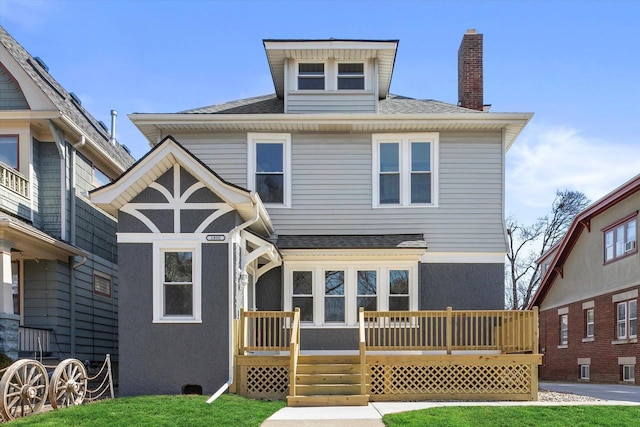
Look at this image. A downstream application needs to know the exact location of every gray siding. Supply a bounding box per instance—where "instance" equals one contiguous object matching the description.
[287,92,376,114]
[39,142,62,239]
[22,260,72,356]
[0,64,28,109]
[177,133,248,187]
[173,131,506,253]
[31,138,42,228]
[72,256,119,361]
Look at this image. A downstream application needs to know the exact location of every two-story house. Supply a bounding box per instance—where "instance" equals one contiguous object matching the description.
[91,30,535,398]
[0,26,135,364]
[531,174,639,384]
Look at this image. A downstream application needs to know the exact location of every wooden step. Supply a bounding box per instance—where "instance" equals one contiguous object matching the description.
[287,394,370,407]
[298,355,360,364]
[297,363,362,374]
[296,373,361,385]
[296,383,362,395]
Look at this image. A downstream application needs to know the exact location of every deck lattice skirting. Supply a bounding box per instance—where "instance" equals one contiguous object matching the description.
[233,308,542,403]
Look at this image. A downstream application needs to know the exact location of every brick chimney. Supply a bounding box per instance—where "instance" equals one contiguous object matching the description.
[458,29,483,111]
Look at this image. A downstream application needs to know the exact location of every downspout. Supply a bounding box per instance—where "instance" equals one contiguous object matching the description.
[68,136,85,357]
[207,193,260,404]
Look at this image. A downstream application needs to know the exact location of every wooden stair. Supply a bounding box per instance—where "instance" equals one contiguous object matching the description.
[287,355,369,407]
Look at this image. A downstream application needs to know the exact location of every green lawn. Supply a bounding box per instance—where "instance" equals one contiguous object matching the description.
[383,405,640,427]
[6,394,286,427]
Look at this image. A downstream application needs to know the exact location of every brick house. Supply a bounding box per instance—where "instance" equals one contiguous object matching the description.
[530,174,639,384]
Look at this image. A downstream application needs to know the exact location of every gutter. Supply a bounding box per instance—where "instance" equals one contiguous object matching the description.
[207,193,261,404]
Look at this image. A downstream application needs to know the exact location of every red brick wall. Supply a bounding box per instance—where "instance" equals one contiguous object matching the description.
[458,30,483,111]
[539,286,639,383]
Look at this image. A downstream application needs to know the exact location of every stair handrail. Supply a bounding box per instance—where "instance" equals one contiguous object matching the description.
[289,307,301,398]
[358,307,367,396]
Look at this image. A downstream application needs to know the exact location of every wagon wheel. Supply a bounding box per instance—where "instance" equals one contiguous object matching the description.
[0,359,49,420]
[49,358,87,409]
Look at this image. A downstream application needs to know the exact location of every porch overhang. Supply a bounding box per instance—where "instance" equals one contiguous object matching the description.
[0,214,86,262]
[241,230,281,279]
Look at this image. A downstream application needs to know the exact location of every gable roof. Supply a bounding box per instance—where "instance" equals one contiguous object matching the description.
[0,25,134,173]
[263,39,399,99]
[89,135,273,236]
[529,173,640,308]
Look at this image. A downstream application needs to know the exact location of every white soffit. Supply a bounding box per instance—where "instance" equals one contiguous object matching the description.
[263,39,398,98]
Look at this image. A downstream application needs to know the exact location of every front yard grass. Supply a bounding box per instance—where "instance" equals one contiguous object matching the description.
[383,405,640,427]
[6,394,285,427]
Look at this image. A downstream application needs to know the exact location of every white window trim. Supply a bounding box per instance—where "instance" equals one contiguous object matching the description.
[284,261,418,327]
[294,60,369,92]
[585,308,594,338]
[559,313,568,346]
[617,300,637,340]
[580,365,590,380]
[153,240,202,323]
[372,133,439,208]
[247,132,291,208]
[622,365,635,382]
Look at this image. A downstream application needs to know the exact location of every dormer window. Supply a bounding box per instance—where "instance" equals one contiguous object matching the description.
[298,63,325,90]
[338,63,364,90]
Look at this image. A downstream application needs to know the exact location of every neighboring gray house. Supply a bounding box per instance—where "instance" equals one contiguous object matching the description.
[91,30,533,396]
[0,26,135,363]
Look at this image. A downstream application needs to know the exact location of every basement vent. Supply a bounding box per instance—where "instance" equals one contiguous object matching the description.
[33,57,49,72]
[69,92,82,105]
[181,384,202,395]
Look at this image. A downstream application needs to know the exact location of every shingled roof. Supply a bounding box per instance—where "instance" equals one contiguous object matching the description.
[180,94,478,115]
[0,25,135,171]
[276,234,427,250]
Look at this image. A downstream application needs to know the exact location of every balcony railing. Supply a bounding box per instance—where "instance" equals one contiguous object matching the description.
[239,309,296,353]
[1,164,28,198]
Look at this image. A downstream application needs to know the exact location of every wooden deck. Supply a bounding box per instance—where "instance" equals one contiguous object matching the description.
[233,308,542,406]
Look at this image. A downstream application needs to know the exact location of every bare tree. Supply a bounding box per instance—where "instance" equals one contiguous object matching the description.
[506,190,590,309]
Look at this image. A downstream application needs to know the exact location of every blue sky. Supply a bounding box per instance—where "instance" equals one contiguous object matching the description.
[2,0,639,224]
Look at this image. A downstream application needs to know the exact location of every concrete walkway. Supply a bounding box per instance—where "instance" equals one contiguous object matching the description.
[261,398,640,426]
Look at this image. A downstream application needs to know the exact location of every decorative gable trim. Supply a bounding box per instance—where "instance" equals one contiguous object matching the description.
[90,135,273,235]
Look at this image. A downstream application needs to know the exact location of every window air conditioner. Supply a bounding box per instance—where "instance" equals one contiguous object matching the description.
[625,240,636,252]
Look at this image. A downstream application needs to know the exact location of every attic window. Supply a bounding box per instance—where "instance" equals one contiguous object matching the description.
[338,63,364,90]
[298,63,325,90]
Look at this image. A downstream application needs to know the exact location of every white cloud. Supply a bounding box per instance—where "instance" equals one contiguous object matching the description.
[1,0,54,31]
[506,123,640,223]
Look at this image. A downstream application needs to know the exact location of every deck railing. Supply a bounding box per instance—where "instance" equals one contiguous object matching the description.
[289,308,301,397]
[239,309,297,353]
[358,308,367,395]
[1,164,28,198]
[362,307,538,354]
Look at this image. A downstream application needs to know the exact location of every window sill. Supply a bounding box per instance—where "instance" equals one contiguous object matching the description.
[557,344,568,349]
[611,338,638,345]
[153,319,202,324]
[373,204,438,209]
[582,337,595,343]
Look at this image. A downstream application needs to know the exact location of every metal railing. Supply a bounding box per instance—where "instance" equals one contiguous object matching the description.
[18,326,51,355]
[1,165,28,198]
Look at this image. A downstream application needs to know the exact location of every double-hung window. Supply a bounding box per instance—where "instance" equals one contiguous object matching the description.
[248,133,291,207]
[559,314,568,345]
[373,133,438,207]
[153,241,201,323]
[292,271,313,322]
[0,135,18,170]
[585,308,594,338]
[337,63,364,90]
[617,300,637,340]
[324,271,345,322]
[604,215,637,262]
[298,63,325,90]
[357,270,377,311]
